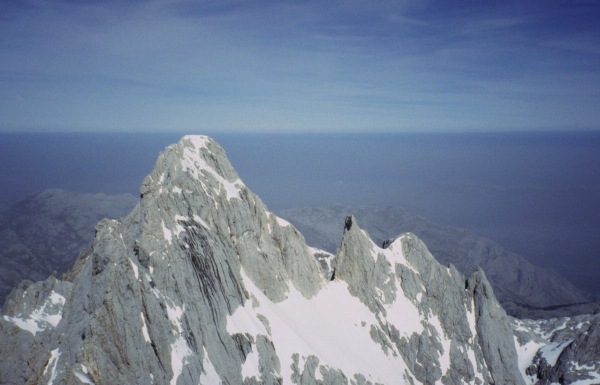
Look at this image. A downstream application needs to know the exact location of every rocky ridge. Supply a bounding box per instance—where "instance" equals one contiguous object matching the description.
[0,135,597,385]
[0,189,138,304]
[278,206,591,317]
[1,193,590,319]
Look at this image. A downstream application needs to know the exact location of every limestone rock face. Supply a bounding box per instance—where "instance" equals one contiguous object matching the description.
[0,135,325,385]
[336,216,530,385]
[1,135,595,385]
[278,205,589,316]
[468,268,524,385]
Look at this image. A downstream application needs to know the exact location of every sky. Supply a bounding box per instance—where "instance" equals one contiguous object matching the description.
[1,0,599,133]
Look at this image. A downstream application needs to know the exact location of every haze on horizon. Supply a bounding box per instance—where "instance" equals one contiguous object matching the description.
[1,0,599,134]
[1,132,600,298]
[1,1,600,301]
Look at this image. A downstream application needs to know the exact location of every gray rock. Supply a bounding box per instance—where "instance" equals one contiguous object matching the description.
[467,268,525,385]
[1,136,324,384]
[334,216,523,384]
[2,135,590,385]
[514,313,600,385]
[278,205,590,317]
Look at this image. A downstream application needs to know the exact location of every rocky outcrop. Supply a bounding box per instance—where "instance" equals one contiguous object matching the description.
[0,136,327,385]
[334,216,522,385]
[513,312,600,385]
[1,135,593,385]
[278,206,590,317]
[0,189,137,304]
[468,268,524,385]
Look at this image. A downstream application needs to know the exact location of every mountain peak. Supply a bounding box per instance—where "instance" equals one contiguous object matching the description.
[139,135,243,201]
[5,135,594,385]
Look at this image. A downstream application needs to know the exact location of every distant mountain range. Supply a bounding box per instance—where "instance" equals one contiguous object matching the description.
[1,136,599,384]
[0,189,137,303]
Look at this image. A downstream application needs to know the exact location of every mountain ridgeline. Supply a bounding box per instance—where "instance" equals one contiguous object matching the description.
[1,136,599,385]
[0,189,138,303]
[276,206,591,318]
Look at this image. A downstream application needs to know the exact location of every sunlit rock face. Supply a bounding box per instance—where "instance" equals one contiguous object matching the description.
[277,205,590,316]
[1,135,596,385]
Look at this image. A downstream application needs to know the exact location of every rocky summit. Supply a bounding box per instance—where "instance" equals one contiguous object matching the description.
[276,205,591,318]
[1,135,598,385]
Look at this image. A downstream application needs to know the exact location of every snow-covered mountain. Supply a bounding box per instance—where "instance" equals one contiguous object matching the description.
[277,206,591,318]
[1,135,598,385]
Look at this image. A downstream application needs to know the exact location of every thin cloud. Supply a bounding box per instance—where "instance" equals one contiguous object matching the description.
[0,0,599,132]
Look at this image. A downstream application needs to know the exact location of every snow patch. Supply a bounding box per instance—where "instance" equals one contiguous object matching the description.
[275,216,292,228]
[183,135,211,150]
[539,340,572,366]
[227,299,268,337]
[43,348,61,385]
[200,348,221,384]
[179,136,244,201]
[49,291,66,307]
[514,336,545,382]
[465,300,478,344]
[241,346,261,380]
[229,269,408,384]
[568,362,600,385]
[161,298,193,385]
[385,276,424,337]
[379,236,418,274]
[166,304,184,330]
[3,290,66,335]
[73,364,95,384]
[193,214,209,229]
[573,362,595,371]
[170,335,193,385]
[429,315,452,376]
[315,366,324,381]
[221,178,243,201]
[141,313,151,343]
[129,258,139,280]
[3,314,43,335]
[162,220,173,244]
[173,222,186,238]
[309,247,335,275]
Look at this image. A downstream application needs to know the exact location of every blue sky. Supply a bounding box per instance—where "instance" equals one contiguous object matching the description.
[1,0,599,133]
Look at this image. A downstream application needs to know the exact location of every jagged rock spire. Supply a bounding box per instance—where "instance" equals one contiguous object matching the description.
[1,135,534,385]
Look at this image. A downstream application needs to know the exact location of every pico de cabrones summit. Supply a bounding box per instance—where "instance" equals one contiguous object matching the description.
[1,135,599,385]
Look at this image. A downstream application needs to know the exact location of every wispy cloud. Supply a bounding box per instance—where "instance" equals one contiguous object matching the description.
[0,0,599,132]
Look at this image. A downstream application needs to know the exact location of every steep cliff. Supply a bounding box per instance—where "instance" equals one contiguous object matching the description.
[0,135,593,385]
[278,205,590,316]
